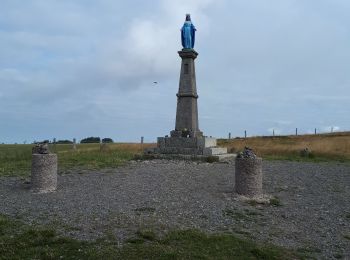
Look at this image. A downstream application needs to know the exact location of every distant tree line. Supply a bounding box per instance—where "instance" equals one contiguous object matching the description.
[102,138,113,143]
[56,140,73,144]
[80,137,114,144]
[80,137,100,143]
[31,137,114,144]
[37,140,73,144]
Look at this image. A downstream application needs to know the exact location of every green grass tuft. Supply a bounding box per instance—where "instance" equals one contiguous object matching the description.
[0,214,304,259]
[269,197,282,207]
[345,213,350,220]
[136,229,157,241]
[205,156,219,163]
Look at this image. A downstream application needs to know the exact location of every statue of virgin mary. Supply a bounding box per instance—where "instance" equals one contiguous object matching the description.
[181,14,196,49]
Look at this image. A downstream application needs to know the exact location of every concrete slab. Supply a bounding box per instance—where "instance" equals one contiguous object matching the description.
[144,153,236,162]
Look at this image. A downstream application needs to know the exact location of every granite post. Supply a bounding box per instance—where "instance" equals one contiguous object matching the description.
[235,147,263,196]
[72,138,77,150]
[31,143,57,193]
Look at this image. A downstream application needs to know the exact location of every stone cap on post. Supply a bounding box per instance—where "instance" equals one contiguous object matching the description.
[236,147,259,159]
[235,147,263,197]
[32,143,51,154]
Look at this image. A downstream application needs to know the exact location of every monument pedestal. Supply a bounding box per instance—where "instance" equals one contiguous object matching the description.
[146,136,233,161]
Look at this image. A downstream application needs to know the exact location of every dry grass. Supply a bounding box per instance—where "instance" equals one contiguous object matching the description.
[54,143,156,153]
[105,143,156,153]
[218,132,350,162]
[0,143,157,177]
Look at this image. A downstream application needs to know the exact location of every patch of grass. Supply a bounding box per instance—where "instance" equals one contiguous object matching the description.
[232,228,252,236]
[0,143,156,177]
[133,153,157,160]
[264,153,350,163]
[245,209,264,216]
[0,214,304,259]
[218,132,350,163]
[334,253,343,259]
[120,229,301,259]
[136,229,157,241]
[269,197,282,207]
[246,199,270,207]
[0,144,32,177]
[58,148,133,169]
[0,214,112,259]
[223,209,250,221]
[247,200,260,206]
[345,213,350,220]
[205,155,219,163]
[329,184,344,193]
[296,245,321,259]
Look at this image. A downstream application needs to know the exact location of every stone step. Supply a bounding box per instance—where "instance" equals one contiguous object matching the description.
[145,153,236,162]
[158,147,202,155]
[203,147,228,156]
[157,137,217,149]
[213,153,237,161]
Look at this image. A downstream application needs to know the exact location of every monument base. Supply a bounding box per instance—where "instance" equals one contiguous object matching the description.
[145,136,235,161]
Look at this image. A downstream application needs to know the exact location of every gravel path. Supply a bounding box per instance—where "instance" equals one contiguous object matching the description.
[0,159,349,259]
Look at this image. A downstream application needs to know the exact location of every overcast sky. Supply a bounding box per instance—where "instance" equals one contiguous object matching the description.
[1,0,349,143]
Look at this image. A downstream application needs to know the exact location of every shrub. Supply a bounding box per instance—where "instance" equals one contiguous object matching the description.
[56,140,73,144]
[80,137,101,144]
[102,138,114,143]
[300,148,315,159]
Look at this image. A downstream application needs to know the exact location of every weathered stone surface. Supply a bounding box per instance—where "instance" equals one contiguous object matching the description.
[171,49,202,138]
[32,143,50,154]
[147,34,233,161]
[154,136,229,156]
[203,147,228,156]
[236,146,257,159]
[31,154,57,193]
[235,157,263,197]
[157,136,217,149]
[197,137,217,149]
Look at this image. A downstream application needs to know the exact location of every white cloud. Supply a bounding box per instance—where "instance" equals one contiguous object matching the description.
[322,126,340,133]
[0,69,29,83]
[0,0,350,142]
[302,95,350,101]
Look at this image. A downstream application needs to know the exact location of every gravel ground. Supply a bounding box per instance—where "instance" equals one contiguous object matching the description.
[0,159,349,259]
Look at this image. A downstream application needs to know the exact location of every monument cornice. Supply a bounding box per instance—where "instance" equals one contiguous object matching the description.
[178,49,198,59]
[176,92,199,99]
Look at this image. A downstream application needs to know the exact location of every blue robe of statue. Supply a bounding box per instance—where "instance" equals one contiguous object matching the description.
[181,21,196,49]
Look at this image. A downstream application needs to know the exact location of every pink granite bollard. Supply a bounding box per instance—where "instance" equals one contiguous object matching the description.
[235,147,263,197]
[31,143,57,193]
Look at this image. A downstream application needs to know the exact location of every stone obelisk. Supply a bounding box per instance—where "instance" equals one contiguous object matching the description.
[146,14,232,160]
[171,49,203,138]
